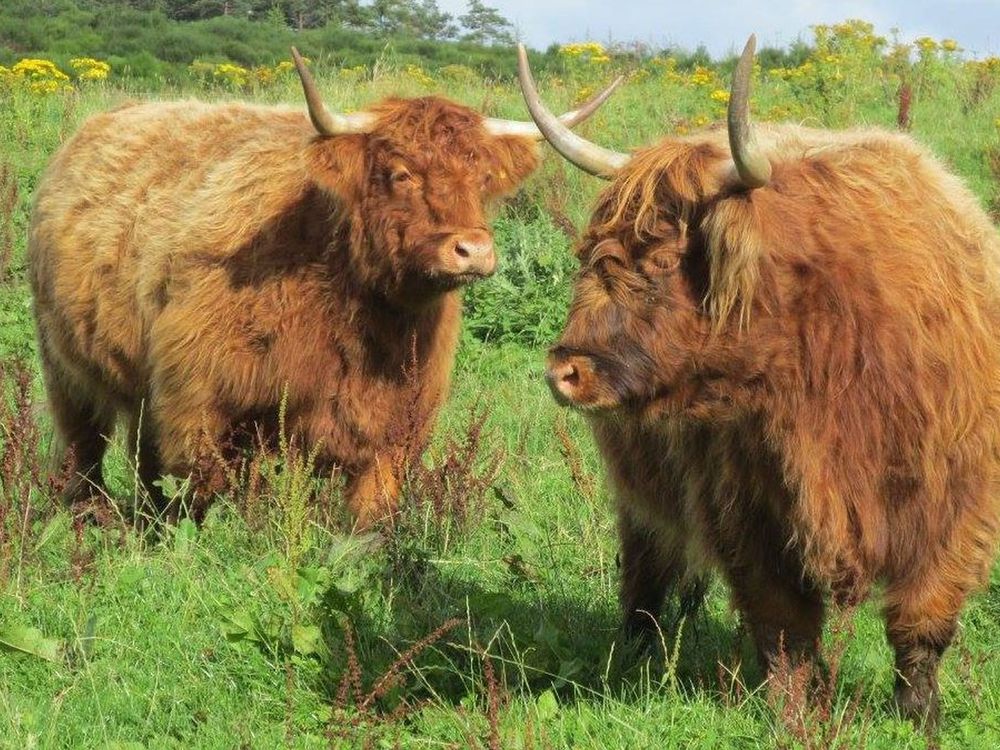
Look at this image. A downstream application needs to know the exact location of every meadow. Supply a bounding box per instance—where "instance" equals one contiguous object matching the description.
[2,21,1000,748]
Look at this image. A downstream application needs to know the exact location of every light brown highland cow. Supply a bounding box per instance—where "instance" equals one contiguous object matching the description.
[28,51,619,527]
[519,37,1000,724]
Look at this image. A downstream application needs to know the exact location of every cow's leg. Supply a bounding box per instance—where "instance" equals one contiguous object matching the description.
[618,508,692,641]
[884,576,964,728]
[39,355,115,505]
[344,450,404,529]
[729,556,825,676]
[145,393,229,524]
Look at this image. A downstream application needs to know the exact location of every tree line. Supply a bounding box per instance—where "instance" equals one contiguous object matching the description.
[71,0,516,44]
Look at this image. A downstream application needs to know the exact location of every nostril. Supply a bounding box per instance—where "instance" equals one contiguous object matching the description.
[455,243,470,259]
[561,364,580,387]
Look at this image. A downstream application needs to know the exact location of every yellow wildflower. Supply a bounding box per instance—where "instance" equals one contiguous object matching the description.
[69,57,111,81]
[689,66,715,86]
[559,42,610,65]
[214,63,250,89]
[709,89,730,104]
[404,64,434,87]
[12,58,70,82]
[575,85,595,104]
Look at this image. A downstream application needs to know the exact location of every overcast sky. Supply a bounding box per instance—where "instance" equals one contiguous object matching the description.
[438,1,999,58]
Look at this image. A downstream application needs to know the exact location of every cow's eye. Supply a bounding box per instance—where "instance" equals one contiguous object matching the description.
[643,249,681,275]
[390,169,413,184]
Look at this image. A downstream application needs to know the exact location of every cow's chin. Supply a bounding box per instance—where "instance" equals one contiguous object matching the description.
[546,375,627,413]
[393,269,491,305]
[429,270,491,291]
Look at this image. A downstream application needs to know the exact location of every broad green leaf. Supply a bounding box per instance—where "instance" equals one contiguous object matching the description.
[291,624,322,656]
[267,566,297,602]
[0,624,63,664]
[219,609,258,643]
[536,689,559,721]
[174,518,198,555]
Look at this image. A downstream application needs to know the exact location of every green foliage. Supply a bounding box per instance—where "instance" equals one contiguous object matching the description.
[0,0,538,80]
[463,212,577,346]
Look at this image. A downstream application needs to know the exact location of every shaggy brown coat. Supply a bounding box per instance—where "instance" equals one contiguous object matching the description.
[29,95,540,526]
[545,124,1000,723]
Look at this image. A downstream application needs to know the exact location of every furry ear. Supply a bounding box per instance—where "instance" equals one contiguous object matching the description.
[305,135,367,204]
[700,196,764,330]
[484,135,540,196]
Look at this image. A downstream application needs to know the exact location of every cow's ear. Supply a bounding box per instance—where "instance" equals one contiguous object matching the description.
[306,135,366,203]
[485,135,540,196]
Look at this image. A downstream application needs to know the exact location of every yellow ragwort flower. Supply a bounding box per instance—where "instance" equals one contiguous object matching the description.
[12,58,70,81]
[70,57,111,81]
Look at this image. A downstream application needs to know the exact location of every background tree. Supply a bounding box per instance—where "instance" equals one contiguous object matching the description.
[408,0,456,41]
[458,0,513,46]
[166,0,252,20]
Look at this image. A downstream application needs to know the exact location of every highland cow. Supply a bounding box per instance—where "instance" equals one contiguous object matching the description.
[28,49,619,527]
[518,37,1000,724]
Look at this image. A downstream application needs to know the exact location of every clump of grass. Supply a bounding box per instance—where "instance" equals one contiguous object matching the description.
[554,414,598,508]
[0,161,17,284]
[988,145,1000,223]
[766,609,871,749]
[378,338,504,550]
[404,405,501,540]
[896,82,912,130]
[0,359,45,587]
[326,616,465,745]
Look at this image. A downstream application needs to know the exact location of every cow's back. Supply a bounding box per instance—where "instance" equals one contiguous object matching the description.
[28,100,313,403]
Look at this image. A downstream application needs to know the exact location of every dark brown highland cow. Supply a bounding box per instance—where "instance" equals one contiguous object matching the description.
[28,50,619,527]
[519,38,1000,724]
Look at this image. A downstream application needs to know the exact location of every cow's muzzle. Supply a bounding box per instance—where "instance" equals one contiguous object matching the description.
[441,229,496,279]
[545,350,619,409]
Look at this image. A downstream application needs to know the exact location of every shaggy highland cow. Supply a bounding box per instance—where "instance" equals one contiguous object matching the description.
[28,50,619,527]
[519,37,1000,724]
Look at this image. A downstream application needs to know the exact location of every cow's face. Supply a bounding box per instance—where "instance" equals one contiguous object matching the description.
[545,218,714,415]
[310,97,538,304]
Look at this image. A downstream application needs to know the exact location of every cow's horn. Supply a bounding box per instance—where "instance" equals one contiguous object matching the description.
[727,35,771,189]
[485,73,625,139]
[291,47,376,136]
[515,44,631,179]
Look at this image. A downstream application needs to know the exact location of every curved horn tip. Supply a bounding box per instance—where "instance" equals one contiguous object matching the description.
[486,47,620,138]
[516,43,631,179]
[290,46,309,74]
[727,31,771,189]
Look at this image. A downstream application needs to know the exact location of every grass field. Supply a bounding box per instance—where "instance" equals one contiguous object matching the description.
[2,23,1000,748]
